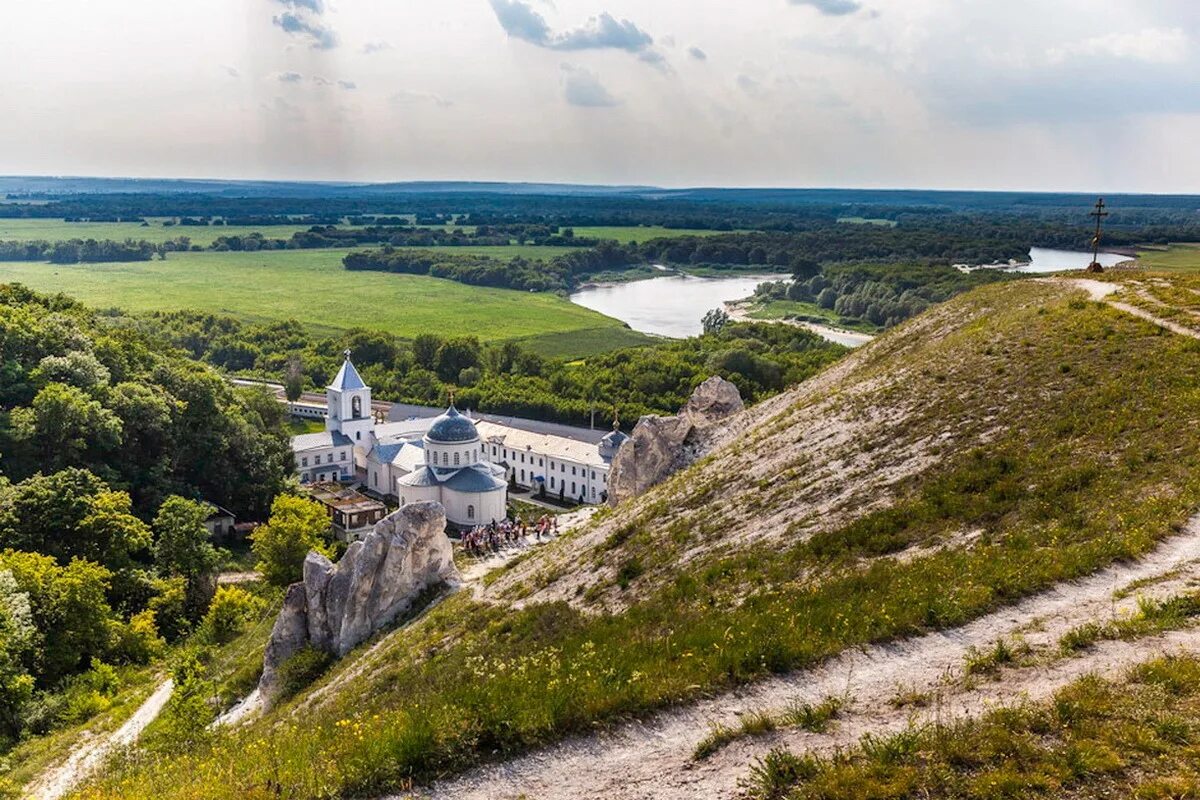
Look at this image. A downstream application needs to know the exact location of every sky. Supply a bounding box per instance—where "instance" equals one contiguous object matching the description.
[2,0,1199,192]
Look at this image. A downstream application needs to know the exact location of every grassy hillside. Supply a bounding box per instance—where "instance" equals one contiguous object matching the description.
[0,249,633,346]
[75,276,1200,799]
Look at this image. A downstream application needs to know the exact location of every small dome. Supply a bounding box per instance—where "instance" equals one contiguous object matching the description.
[426,405,479,443]
[601,429,630,448]
[598,427,630,461]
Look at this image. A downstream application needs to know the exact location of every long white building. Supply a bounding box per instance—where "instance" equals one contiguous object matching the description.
[290,353,630,526]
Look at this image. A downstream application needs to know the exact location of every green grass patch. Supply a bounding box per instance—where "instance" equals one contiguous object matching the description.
[745,654,1200,799]
[509,325,659,359]
[746,299,878,333]
[0,249,627,343]
[1135,243,1200,272]
[1059,592,1200,654]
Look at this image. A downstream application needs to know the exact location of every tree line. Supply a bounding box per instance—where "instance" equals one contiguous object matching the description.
[131,308,846,427]
[0,239,159,264]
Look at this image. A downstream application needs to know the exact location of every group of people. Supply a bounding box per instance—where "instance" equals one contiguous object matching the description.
[460,513,560,557]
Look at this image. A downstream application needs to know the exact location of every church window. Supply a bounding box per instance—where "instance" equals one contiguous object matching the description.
[352,396,362,418]
[571,482,577,494]
[442,452,448,466]
[301,457,308,467]
[550,477,556,489]
[467,504,475,520]
[539,458,544,467]
[327,454,334,464]
[520,469,525,482]
[453,452,460,466]
[572,466,577,476]
[373,473,378,487]
[356,431,361,441]
[339,451,346,461]
[591,471,596,479]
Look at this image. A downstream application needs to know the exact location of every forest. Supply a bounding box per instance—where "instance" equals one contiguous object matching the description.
[751,263,1016,329]
[0,285,292,748]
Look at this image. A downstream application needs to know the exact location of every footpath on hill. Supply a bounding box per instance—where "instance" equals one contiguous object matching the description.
[414,513,1200,800]
[27,678,174,800]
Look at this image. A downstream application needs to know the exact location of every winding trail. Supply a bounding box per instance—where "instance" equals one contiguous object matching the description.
[414,517,1200,800]
[27,678,174,800]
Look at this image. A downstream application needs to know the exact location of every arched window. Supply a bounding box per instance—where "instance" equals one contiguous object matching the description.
[442,452,448,466]
[351,396,362,418]
[453,452,460,466]
[467,504,475,520]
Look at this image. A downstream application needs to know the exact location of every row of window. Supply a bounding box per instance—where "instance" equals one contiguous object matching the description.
[489,445,601,481]
[299,450,348,468]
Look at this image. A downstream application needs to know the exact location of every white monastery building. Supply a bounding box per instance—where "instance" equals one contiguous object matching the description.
[290,353,629,527]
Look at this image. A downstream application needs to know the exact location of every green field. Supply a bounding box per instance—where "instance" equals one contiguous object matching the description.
[0,218,734,248]
[1136,243,1200,272]
[0,218,322,246]
[568,225,739,243]
[0,249,637,350]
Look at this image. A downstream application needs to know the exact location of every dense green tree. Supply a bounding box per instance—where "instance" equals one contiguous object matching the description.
[434,337,482,383]
[152,497,223,620]
[10,383,122,472]
[0,551,114,684]
[250,495,332,587]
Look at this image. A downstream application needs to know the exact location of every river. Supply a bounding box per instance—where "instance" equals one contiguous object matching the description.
[1008,247,1130,273]
[568,249,1134,344]
[569,272,783,338]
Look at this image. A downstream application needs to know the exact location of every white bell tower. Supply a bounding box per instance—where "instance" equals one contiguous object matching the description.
[326,350,375,445]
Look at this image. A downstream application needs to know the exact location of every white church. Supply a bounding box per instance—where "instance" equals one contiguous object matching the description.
[292,352,628,527]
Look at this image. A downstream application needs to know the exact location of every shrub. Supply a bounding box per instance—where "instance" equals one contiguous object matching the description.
[108,609,165,664]
[275,646,334,700]
[199,586,266,644]
[251,496,333,587]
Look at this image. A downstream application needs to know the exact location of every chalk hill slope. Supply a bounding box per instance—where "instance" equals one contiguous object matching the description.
[79,276,1200,800]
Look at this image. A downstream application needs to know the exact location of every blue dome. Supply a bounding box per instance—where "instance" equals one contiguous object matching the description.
[426,405,479,443]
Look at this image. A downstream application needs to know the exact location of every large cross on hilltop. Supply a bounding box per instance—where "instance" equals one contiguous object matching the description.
[1087,197,1109,273]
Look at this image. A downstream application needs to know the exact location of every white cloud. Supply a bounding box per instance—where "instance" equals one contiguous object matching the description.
[275,71,304,83]
[390,90,454,108]
[1048,27,1188,65]
[562,65,618,107]
[788,0,863,16]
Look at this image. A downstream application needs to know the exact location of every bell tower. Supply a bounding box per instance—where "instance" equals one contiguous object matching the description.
[326,350,375,445]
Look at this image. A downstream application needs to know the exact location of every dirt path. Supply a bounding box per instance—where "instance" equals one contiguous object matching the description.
[413,518,1200,800]
[27,678,174,800]
[1054,276,1200,341]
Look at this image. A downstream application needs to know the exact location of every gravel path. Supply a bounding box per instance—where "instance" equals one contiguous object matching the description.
[27,678,174,800]
[413,518,1200,800]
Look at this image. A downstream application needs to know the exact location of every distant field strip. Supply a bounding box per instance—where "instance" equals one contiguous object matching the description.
[0,219,736,249]
[0,249,632,346]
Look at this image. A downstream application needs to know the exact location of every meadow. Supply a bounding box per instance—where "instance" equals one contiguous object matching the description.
[0,218,733,248]
[0,249,639,353]
[0,218,319,246]
[1135,243,1200,272]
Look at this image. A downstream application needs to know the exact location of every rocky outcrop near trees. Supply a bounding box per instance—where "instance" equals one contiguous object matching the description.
[607,376,744,505]
[258,502,458,703]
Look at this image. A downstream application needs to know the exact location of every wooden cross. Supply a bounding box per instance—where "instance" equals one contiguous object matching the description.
[1089,197,1109,271]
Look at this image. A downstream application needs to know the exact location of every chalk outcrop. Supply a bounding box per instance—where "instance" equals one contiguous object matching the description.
[607,376,744,505]
[258,501,458,703]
